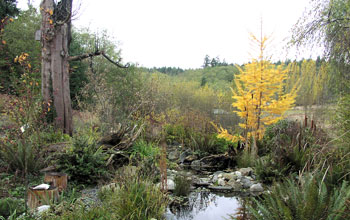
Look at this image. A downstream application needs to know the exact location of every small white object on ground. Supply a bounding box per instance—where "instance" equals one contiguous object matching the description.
[37,205,50,213]
[33,183,50,190]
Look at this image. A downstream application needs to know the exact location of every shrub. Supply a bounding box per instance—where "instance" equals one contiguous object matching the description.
[173,175,192,197]
[131,140,159,160]
[0,198,25,219]
[189,133,232,156]
[236,150,256,168]
[248,175,350,220]
[254,155,290,184]
[0,140,42,174]
[102,172,167,220]
[55,134,108,185]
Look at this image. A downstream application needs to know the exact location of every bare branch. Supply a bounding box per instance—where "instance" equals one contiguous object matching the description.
[101,52,130,68]
[68,51,102,61]
[68,51,130,68]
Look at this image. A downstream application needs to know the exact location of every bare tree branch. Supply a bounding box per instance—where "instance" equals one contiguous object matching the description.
[68,51,130,68]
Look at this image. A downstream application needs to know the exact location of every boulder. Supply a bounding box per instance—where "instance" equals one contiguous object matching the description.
[191,160,202,171]
[241,176,254,189]
[223,173,236,181]
[184,154,198,163]
[234,171,242,179]
[218,178,226,186]
[239,167,253,176]
[250,183,264,192]
[179,150,192,164]
[227,179,243,191]
[211,171,225,183]
[167,179,176,191]
[168,150,179,161]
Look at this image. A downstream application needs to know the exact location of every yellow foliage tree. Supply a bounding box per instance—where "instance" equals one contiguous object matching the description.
[217,33,298,154]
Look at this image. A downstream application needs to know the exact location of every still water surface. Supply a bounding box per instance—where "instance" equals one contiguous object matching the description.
[165,191,242,220]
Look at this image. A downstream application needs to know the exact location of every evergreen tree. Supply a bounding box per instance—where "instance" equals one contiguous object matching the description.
[0,0,19,20]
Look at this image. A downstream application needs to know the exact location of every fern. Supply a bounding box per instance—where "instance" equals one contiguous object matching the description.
[248,175,350,220]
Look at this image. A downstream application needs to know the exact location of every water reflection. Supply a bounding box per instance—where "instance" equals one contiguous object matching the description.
[166,191,242,220]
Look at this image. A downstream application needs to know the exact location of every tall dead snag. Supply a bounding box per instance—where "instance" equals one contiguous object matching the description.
[40,0,128,135]
[40,0,73,135]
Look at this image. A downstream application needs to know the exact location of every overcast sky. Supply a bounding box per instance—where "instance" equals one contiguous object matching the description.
[19,0,312,69]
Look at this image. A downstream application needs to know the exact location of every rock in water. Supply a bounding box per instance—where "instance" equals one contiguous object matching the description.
[218,178,226,186]
[241,177,254,189]
[227,179,243,191]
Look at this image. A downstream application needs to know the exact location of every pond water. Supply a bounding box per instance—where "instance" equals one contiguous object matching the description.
[165,191,245,220]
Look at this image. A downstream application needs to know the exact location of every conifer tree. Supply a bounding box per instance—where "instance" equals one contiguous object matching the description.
[217,32,298,155]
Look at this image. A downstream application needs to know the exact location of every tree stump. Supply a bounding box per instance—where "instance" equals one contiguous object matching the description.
[44,172,68,192]
[27,186,59,209]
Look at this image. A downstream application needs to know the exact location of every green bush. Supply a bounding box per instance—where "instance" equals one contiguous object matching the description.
[164,124,187,144]
[248,175,350,220]
[173,175,192,197]
[41,205,112,220]
[189,133,232,156]
[236,150,256,168]
[1,140,42,174]
[102,174,167,220]
[131,140,159,160]
[0,198,25,219]
[55,135,108,185]
[254,155,290,184]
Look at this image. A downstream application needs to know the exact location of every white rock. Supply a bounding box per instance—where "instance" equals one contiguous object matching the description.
[218,174,223,178]
[250,183,264,192]
[218,178,226,186]
[33,184,50,190]
[167,179,176,191]
[234,171,242,178]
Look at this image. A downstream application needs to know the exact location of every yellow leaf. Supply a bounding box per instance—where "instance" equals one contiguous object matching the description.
[49,19,53,25]
[28,63,31,68]
[9,18,14,22]
[49,10,53,15]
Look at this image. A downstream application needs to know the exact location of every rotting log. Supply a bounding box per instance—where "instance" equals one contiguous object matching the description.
[44,172,68,192]
[27,186,59,209]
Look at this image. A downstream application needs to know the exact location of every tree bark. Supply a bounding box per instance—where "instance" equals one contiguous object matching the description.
[40,0,73,135]
[27,186,59,209]
[44,172,68,192]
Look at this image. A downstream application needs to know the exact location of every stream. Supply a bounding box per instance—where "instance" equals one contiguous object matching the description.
[165,191,246,220]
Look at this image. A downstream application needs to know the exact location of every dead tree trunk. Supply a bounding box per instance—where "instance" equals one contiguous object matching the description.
[40,0,128,135]
[40,0,73,135]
